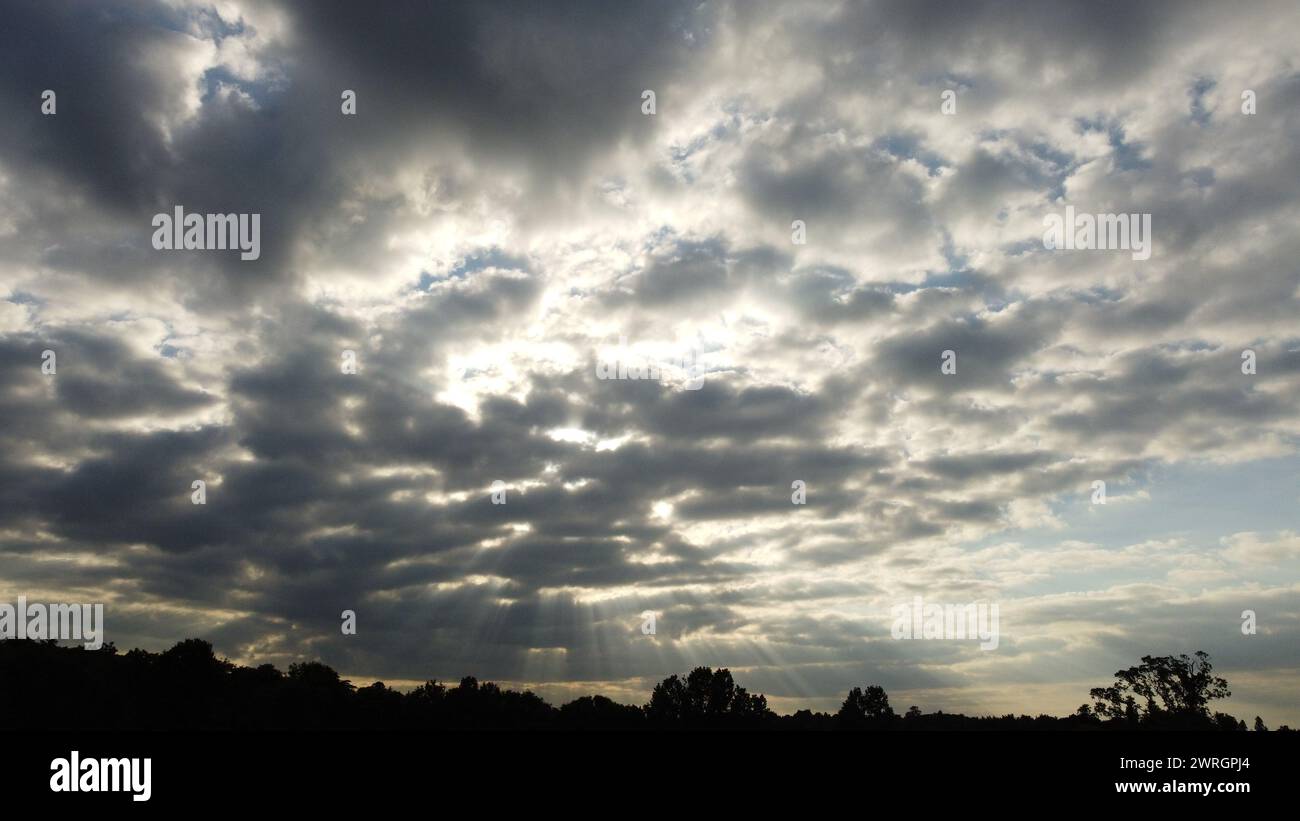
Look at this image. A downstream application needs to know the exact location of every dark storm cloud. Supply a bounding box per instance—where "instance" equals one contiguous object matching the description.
[48,331,214,419]
[939,143,1076,217]
[284,0,709,170]
[737,138,937,250]
[620,239,733,307]
[0,1,314,293]
[781,265,898,324]
[0,0,715,304]
[0,1,183,212]
[817,0,1206,87]
[1046,343,1300,442]
[869,309,1058,394]
[918,450,1054,481]
[23,426,234,553]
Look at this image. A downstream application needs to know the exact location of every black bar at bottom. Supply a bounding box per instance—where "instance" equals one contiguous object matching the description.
[2,729,1284,807]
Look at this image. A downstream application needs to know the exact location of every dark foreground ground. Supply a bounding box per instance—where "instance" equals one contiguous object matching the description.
[2,639,1291,807]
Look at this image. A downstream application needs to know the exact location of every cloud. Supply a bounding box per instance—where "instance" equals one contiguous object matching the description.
[1,0,1298,724]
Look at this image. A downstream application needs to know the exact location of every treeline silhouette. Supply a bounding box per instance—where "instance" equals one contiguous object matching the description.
[0,639,1288,731]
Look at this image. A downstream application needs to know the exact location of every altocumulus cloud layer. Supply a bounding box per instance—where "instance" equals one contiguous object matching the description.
[2,0,1299,721]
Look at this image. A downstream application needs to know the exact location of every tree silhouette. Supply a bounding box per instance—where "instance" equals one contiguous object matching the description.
[646,666,773,727]
[0,639,1259,732]
[1089,651,1231,729]
[559,695,644,730]
[837,685,895,728]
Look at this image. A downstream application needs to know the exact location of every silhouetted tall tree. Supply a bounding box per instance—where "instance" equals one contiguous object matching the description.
[1089,651,1230,729]
[646,667,773,727]
[837,685,895,728]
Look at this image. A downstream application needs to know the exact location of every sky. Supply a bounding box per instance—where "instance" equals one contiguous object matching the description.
[1,0,1298,724]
